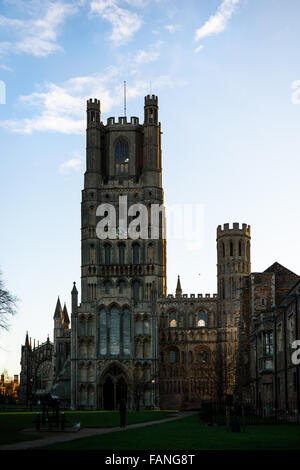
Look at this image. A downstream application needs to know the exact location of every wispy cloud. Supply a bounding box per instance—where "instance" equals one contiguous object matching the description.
[0,1,79,57]
[0,68,177,134]
[0,63,12,71]
[194,44,204,53]
[165,24,180,33]
[59,152,82,174]
[195,0,240,42]
[134,40,162,65]
[90,0,142,45]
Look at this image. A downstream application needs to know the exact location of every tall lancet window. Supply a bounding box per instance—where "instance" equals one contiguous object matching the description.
[99,309,107,355]
[122,308,130,356]
[115,139,129,174]
[110,306,120,355]
[104,244,111,265]
[197,311,207,327]
[133,244,140,264]
[119,244,125,265]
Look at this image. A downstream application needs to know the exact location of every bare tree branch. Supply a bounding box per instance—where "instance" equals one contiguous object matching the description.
[0,270,18,331]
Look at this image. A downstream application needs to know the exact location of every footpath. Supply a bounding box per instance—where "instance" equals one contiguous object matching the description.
[0,411,196,450]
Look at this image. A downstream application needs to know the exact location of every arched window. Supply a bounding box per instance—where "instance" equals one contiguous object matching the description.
[87,317,93,336]
[118,280,125,294]
[133,281,140,301]
[104,281,111,294]
[169,311,177,328]
[115,139,129,163]
[109,306,120,355]
[144,317,150,335]
[168,349,178,363]
[197,311,206,327]
[147,243,153,263]
[104,244,111,265]
[133,244,140,264]
[115,139,129,174]
[122,308,130,356]
[99,309,107,355]
[230,240,234,257]
[197,350,207,363]
[239,240,242,257]
[118,244,125,265]
[221,241,225,258]
[246,241,250,261]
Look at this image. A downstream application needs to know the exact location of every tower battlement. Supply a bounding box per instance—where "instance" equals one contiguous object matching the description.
[145,94,158,105]
[87,98,100,109]
[217,223,251,238]
[106,116,140,126]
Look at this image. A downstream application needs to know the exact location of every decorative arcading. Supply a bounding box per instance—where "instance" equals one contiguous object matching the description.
[165,293,218,300]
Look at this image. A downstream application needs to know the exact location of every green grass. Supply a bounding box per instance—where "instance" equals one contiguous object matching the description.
[39,415,300,451]
[0,410,176,445]
[0,412,41,445]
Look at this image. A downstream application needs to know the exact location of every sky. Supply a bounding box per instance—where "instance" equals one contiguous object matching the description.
[1,0,300,375]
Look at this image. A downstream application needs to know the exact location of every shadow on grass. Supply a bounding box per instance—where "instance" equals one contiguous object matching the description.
[39,414,300,451]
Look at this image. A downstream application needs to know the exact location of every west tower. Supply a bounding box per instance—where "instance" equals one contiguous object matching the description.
[71,95,166,410]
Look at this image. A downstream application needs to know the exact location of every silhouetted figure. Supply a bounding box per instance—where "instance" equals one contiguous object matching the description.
[119,398,127,428]
[35,412,41,431]
[230,410,240,433]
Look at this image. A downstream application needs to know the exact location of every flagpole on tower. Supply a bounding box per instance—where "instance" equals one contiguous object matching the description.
[124,81,127,117]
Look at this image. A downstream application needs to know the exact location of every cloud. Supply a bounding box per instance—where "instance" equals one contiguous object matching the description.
[0,63,12,71]
[59,152,82,174]
[165,24,180,33]
[134,40,162,64]
[90,0,142,45]
[194,44,204,53]
[195,0,240,42]
[0,68,177,134]
[0,2,78,57]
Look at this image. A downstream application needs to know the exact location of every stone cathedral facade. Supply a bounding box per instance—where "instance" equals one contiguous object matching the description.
[20,95,252,410]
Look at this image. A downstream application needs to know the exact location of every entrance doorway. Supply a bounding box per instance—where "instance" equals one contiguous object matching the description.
[116,376,127,406]
[100,365,128,410]
[103,377,114,410]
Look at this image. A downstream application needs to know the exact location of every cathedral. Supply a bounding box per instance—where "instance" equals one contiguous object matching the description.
[19,94,252,410]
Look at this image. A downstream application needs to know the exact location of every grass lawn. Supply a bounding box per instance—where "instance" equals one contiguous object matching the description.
[39,415,300,451]
[0,410,176,445]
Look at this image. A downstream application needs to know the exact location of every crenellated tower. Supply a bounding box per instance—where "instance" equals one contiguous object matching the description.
[216,223,251,396]
[72,94,167,410]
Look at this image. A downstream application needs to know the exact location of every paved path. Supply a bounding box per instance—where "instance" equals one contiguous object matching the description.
[0,411,197,450]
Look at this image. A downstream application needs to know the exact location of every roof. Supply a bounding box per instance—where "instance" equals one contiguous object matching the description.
[264,262,298,277]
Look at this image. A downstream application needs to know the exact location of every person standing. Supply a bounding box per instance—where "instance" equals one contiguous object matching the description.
[119,398,127,429]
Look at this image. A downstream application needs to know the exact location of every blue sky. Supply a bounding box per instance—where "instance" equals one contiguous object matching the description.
[1,0,300,375]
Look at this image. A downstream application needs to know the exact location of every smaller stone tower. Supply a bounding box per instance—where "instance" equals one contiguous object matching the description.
[216,223,251,396]
[142,95,162,187]
[85,98,102,189]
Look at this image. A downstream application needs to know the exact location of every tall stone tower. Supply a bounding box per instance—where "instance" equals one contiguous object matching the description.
[216,223,251,396]
[71,95,166,410]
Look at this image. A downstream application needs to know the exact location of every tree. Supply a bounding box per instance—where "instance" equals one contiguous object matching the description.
[0,271,17,331]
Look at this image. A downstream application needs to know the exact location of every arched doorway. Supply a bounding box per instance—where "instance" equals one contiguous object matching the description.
[116,376,127,406]
[103,376,114,410]
[99,365,128,410]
